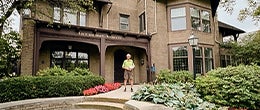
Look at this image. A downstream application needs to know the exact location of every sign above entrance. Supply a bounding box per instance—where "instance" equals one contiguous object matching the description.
[78,31,122,40]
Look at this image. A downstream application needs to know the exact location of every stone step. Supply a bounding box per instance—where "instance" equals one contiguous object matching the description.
[74,101,125,110]
[84,97,128,104]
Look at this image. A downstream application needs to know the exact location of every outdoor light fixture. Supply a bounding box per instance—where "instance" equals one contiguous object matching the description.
[188,32,199,80]
[188,32,199,47]
[68,45,72,50]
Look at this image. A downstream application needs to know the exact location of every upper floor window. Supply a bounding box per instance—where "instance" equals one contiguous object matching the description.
[171,7,186,31]
[139,12,146,32]
[120,14,129,30]
[190,8,211,33]
[53,7,86,26]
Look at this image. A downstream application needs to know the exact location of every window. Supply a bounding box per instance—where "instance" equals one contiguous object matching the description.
[195,47,203,74]
[190,8,211,32]
[120,14,129,30]
[220,55,232,67]
[173,46,188,71]
[53,7,61,23]
[63,8,77,25]
[139,12,146,32]
[80,12,86,26]
[51,51,89,71]
[205,48,213,72]
[53,7,86,26]
[171,7,186,31]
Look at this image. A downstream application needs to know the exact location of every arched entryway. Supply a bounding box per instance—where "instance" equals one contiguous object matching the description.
[114,49,128,83]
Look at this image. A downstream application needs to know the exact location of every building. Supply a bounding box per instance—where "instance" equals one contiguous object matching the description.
[20,0,244,83]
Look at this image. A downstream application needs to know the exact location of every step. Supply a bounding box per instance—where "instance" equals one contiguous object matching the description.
[84,97,128,104]
[74,101,124,110]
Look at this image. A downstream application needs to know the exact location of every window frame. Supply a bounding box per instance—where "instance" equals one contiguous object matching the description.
[172,46,189,71]
[204,47,214,72]
[170,7,187,31]
[139,12,146,32]
[53,6,87,26]
[51,50,89,71]
[119,14,130,30]
[190,7,211,33]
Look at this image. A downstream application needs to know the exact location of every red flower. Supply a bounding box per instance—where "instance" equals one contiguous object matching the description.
[83,88,98,96]
[83,83,122,96]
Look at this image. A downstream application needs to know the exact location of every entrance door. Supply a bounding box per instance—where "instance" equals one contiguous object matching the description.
[114,50,127,83]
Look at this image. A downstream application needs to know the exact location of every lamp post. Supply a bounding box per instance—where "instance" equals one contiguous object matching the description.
[188,33,199,80]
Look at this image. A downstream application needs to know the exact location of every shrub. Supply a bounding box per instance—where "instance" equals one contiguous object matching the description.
[0,75,105,103]
[37,66,68,76]
[156,69,193,84]
[132,83,219,109]
[196,65,260,109]
[69,67,93,76]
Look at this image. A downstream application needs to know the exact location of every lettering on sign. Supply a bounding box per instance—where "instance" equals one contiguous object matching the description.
[78,31,122,39]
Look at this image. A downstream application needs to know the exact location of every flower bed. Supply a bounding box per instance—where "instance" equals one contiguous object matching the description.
[83,82,121,96]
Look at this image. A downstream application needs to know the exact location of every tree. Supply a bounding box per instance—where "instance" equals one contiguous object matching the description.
[0,31,21,78]
[224,31,260,65]
[219,0,260,23]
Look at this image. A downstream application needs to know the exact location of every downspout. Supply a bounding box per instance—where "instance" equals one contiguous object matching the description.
[145,0,148,35]
[106,3,112,29]
[150,0,157,35]
[213,15,220,44]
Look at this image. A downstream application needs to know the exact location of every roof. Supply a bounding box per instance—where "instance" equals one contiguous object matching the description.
[218,21,246,37]
[210,0,220,17]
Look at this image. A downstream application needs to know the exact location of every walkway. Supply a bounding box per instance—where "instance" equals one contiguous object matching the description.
[74,85,173,110]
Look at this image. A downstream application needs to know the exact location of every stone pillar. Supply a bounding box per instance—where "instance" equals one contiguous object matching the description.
[20,18,35,75]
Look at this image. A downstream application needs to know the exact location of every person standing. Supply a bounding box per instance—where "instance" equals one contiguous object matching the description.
[122,53,135,92]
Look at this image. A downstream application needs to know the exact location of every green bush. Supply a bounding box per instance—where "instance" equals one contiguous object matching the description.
[156,69,193,84]
[0,75,105,103]
[132,83,219,109]
[37,66,68,76]
[69,67,93,76]
[196,65,260,109]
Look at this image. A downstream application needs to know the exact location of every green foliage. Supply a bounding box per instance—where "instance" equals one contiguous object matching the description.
[37,66,68,76]
[38,66,94,76]
[69,67,93,76]
[0,31,21,78]
[132,83,219,110]
[156,69,193,84]
[196,65,260,109]
[222,31,260,65]
[0,75,105,103]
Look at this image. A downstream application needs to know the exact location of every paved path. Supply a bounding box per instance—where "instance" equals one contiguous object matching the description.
[88,85,141,100]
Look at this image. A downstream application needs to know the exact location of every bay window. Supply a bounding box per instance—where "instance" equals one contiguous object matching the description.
[190,8,211,32]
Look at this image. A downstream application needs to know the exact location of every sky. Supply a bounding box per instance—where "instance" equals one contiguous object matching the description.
[8,0,260,33]
[217,0,259,32]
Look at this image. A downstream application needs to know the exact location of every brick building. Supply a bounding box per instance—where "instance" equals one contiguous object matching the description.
[20,0,244,83]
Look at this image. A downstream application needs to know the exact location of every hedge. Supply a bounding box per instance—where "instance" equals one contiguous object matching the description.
[0,75,105,103]
[196,65,260,109]
[155,69,193,84]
